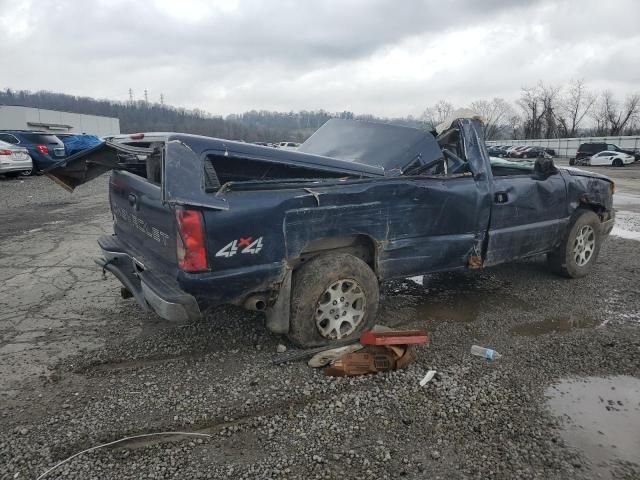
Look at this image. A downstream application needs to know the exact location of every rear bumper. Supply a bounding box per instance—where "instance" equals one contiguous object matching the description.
[0,160,32,173]
[96,235,200,322]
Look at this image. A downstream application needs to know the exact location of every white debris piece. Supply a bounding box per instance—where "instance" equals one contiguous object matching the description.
[420,370,437,387]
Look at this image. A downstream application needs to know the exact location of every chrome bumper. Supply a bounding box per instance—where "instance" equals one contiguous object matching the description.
[96,237,200,323]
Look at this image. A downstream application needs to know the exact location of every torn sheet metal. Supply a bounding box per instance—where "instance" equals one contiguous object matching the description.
[308,344,363,368]
[44,141,154,191]
[298,118,444,175]
[322,344,417,376]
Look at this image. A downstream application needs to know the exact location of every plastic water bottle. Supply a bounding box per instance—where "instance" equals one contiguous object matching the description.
[470,345,502,360]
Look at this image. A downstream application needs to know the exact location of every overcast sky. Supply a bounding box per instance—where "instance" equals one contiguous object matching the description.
[1,0,639,117]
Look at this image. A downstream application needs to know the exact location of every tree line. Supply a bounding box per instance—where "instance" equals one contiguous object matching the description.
[422,80,640,140]
[2,81,639,142]
[0,89,420,143]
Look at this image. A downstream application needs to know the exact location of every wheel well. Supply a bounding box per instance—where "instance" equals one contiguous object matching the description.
[577,202,606,219]
[292,235,377,272]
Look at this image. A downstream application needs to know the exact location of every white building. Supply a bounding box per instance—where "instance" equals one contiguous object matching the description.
[0,105,120,136]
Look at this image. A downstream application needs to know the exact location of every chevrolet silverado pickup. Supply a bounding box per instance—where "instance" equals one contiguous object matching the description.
[46,118,615,347]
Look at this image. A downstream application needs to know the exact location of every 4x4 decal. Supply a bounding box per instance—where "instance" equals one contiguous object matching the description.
[215,236,264,258]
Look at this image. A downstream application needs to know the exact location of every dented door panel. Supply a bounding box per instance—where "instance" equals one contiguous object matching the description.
[485,172,568,265]
[283,176,488,279]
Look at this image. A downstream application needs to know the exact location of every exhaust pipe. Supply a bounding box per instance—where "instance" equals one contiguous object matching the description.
[244,295,267,312]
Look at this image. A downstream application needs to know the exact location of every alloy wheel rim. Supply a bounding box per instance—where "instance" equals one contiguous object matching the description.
[314,279,366,339]
[572,225,595,266]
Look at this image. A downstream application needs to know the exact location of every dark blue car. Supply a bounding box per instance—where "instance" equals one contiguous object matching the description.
[0,131,66,172]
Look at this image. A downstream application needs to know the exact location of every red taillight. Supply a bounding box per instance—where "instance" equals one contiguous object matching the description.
[175,208,207,272]
[129,133,145,140]
[0,149,12,155]
[36,144,49,154]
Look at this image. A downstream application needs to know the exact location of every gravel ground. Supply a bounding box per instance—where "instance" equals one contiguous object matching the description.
[1,173,639,479]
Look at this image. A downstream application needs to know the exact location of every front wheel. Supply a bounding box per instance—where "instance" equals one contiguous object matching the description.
[548,210,602,278]
[288,253,379,348]
[20,169,32,176]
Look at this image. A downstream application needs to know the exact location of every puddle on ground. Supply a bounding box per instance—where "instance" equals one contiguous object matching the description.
[413,298,478,322]
[546,376,640,478]
[406,272,533,323]
[511,314,601,336]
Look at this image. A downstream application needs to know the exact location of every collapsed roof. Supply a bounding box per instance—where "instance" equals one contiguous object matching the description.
[297,118,444,175]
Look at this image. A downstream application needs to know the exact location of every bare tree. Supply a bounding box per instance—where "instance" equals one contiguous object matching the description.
[602,90,640,135]
[469,98,516,140]
[540,83,561,138]
[518,85,544,139]
[589,97,609,136]
[557,79,596,137]
[517,82,561,139]
[421,100,454,130]
[507,114,522,139]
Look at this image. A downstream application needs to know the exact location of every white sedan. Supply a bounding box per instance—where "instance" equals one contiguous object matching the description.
[0,139,33,177]
[588,151,635,167]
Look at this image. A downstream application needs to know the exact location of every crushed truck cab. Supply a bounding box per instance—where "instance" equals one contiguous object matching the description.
[46,119,615,347]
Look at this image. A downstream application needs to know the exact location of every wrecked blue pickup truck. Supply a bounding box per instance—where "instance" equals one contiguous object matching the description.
[47,118,615,347]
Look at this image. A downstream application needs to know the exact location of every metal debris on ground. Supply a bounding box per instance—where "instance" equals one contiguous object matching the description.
[321,327,428,377]
[36,431,213,480]
[323,344,417,376]
[271,339,360,364]
[360,329,429,345]
[308,344,363,368]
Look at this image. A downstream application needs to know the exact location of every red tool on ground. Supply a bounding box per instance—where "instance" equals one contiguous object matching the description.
[359,329,429,346]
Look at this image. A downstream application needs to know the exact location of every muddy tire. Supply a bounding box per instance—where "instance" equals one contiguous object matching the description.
[287,253,379,348]
[547,210,602,278]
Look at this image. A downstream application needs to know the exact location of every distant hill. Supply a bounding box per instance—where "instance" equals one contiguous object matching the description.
[0,88,423,142]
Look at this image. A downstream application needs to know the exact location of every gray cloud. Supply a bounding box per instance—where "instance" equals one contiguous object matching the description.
[1,0,638,116]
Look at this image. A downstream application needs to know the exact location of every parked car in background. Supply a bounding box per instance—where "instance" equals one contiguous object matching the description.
[519,147,553,159]
[57,134,102,156]
[507,146,529,158]
[582,151,635,167]
[0,139,33,177]
[277,142,300,150]
[487,145,503,156]
[0,131,66,172]
[571,142,640,165]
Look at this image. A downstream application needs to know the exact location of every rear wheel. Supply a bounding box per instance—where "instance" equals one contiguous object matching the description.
[548,210,601,278]
[569,158,576,166]
[288,253,379,348]
[612,158,623,167]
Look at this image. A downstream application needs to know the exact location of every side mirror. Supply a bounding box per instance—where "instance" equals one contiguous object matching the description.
[533,157,558,179]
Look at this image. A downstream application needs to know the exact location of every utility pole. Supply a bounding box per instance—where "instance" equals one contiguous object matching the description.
[128,88,133,102]
[160,93,164,106]
[144,89,149,104]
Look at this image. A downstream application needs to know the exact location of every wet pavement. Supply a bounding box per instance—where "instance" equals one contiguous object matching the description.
[511,314,601,336]
[546,376,640,479]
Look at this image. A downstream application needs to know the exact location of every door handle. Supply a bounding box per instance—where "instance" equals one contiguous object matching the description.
[128,193,137,208]
[494,192,509,204]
